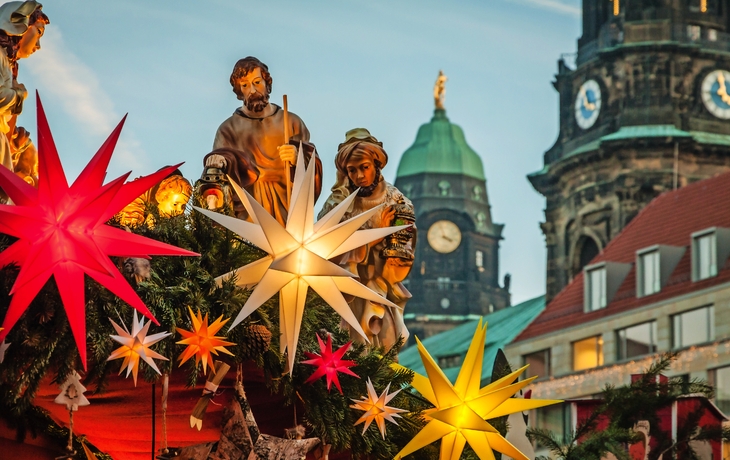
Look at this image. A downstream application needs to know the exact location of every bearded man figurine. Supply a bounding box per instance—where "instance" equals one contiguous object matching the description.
[203,56,322,224]
[318,128,416,351]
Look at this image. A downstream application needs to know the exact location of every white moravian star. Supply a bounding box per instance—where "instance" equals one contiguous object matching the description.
[194,146,409,373]
[107,310,171,385]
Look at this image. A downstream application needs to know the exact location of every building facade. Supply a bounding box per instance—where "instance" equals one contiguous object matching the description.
[531,0,730,302]
[505,172,730,453]
[395,105,510,342]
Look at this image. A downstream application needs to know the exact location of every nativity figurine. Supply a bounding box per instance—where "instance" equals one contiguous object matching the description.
[201,56,322,224]
[318,128,416,351]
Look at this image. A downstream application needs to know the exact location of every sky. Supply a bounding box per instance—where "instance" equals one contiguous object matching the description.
[17,0,582,304]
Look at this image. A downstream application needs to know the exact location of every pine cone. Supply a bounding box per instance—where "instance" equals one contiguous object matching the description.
[241,324,271,359]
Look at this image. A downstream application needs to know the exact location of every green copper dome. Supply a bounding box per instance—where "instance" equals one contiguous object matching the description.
[396,109,486,181]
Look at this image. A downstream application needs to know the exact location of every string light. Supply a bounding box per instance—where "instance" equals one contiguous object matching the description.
[701,0,707,13]
[613,0,620,16]
[527,340,730,399]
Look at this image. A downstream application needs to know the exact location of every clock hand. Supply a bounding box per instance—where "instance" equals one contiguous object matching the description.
[580,86,596,111]
[716,73,730,104]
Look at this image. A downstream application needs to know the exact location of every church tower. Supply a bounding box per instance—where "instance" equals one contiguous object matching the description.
[395,74,510,342]
[531,0,730,302]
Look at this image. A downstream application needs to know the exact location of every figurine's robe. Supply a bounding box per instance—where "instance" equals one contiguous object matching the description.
[211,105,322,224]
[0,47,21,175]
[318,181,415,350]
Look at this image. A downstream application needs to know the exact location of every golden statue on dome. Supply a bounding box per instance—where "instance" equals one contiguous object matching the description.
[434,69,447,110]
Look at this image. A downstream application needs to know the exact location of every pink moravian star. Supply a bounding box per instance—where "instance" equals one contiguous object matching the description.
[0,95,198,368]
[302,333,359,393]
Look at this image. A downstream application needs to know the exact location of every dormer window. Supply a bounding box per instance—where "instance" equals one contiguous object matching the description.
[635,245,685,298]
[584,261,631,312]
[638,249,660,296]
[586,265,606,311]
[692,228,730,282]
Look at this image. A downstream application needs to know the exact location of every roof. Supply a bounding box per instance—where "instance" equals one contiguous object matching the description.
[516,171,730,342]
[531,126,730,179]
[396,109,486,181]
[399,295,545,383]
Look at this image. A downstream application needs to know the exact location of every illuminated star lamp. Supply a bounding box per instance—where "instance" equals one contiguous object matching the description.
[194,146,409,373]
[107,311,171,386]
[176,306,235,375]
[302,333,358,394]
[350,377,407,439]
[397,319,562,460]
[0,96,198,368]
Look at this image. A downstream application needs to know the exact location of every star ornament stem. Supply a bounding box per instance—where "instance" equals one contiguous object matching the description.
[0,95,199,369]
[193,146,410,374]
[397,319,562,460]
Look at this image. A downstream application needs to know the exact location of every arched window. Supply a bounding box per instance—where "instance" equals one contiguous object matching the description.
[578,237,600,272]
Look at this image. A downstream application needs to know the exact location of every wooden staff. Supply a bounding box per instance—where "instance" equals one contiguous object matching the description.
[283,95,292,204]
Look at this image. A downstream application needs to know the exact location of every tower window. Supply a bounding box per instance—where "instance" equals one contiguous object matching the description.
[475,250,484,271]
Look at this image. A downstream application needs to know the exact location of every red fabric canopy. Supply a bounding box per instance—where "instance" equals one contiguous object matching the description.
[20,363,293,460]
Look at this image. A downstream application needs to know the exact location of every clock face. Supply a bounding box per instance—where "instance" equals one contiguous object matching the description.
[427,220,461,254]
[574,79,602,130]
[701,70,730,119]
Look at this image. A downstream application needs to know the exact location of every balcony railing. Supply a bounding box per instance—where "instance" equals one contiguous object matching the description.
[576,21,730,67]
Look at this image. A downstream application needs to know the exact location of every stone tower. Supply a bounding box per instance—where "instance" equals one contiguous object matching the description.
[531,0,730,302]
[395,89,510,342]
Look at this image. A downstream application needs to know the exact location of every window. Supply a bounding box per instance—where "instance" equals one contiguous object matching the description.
[583,261,632,312]
[687,24,701,41]
[475,250,484,271]
[523,349,550,379]
[586,266,606,311]
[534,405,570,447]
[693,231,717,281]
[692,227,730,281]
[709,366,730,414]
[438,354,462,369]
[616,321,657,360]
[636,245,685,298]
[573,336,604,371]
[638,250,661,296]
[672,306,715,349]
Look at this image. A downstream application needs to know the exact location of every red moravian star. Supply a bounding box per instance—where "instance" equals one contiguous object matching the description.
[302,333,359,394]
[0,96,198,368]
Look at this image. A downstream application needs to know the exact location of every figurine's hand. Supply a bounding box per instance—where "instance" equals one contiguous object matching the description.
[11,126,29,150]
[381,206,396,227]
[13,82,27,100]
[383,257,412,284]
[278,144,297,165]
[205,154,227,169]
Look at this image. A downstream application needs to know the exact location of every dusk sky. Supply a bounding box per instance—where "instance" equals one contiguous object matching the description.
[18,0,582,304]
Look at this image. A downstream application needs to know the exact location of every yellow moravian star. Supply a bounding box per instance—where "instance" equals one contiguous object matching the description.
[396,319,562,460]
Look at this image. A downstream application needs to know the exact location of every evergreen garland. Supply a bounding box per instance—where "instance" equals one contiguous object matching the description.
[0,200,432,458]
